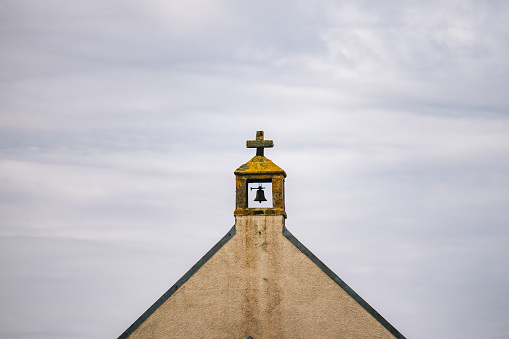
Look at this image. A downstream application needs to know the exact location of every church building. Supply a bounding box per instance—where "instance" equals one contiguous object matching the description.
[118,131,405,339]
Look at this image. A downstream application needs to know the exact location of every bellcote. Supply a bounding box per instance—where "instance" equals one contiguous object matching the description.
[234,131,287,218]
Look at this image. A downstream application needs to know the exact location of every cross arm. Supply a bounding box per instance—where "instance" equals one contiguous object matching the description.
[246,140,274,148]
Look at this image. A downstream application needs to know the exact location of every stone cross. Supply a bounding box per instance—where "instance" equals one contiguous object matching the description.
[246,131,274,157]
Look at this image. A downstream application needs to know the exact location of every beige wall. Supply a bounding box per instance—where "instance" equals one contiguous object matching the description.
[128,216,396,338]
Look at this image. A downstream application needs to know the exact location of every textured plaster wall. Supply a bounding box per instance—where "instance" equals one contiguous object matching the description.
[128,216,396,338]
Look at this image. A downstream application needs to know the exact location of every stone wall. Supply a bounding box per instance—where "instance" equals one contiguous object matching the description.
[127,216,397,338]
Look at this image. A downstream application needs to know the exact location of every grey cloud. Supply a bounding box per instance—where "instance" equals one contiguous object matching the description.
[1,1,509,338]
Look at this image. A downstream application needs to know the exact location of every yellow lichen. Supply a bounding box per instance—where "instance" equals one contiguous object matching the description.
[234,156,287,177]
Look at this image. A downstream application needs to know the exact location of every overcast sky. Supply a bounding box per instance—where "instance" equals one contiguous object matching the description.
[1,1,509,338]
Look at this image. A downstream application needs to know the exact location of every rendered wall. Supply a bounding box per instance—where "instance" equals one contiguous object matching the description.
[127,216,397,338]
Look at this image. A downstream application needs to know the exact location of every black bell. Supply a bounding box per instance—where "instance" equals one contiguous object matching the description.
[252,185,267,203]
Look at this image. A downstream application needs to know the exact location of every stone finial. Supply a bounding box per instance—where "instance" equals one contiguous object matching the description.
[246,131,274,157]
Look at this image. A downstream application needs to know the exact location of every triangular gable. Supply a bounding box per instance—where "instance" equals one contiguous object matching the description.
[118,223,405,338]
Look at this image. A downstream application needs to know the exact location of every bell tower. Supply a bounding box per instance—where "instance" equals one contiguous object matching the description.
[234,131,287,218]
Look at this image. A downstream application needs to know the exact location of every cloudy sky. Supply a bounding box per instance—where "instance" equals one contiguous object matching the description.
[1,1,509,338]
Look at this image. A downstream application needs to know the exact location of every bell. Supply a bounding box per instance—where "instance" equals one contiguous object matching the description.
[253,186,267,203]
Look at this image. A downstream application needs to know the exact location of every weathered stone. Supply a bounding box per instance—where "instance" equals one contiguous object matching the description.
[246,131,273,157]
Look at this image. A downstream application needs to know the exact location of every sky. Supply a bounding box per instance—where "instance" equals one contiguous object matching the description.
[1,0,509,338]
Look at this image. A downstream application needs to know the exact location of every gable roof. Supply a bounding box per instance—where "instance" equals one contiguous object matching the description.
[118,223,405,339]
